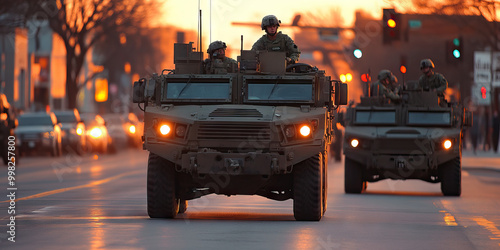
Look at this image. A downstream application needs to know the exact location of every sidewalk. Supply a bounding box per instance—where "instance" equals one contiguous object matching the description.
[462,149,500,172]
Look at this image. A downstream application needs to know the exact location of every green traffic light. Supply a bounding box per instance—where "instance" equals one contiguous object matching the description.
[453,49,461,58]
[453,38,460,46]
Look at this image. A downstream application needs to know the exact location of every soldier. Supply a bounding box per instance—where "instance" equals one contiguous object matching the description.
[371,70,401,102]
[204,40,238,74]
[251,15,300,64]
[418,59,448,96]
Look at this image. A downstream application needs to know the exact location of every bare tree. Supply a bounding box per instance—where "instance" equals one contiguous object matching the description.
[9,0,158,109]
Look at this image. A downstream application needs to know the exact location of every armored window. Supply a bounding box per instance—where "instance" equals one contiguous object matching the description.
[244,76,314,103]
[407,111,451,126]
[162,76,232,102]
[355,111,396,125]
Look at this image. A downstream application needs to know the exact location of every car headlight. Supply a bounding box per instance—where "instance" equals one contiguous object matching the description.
[129,125,136,134]
[443,139,452,150]
[299,125,311,137]
[351,139,359,148]
[76,127,83,135]
[159,124,171,135]
[90,127,103,138]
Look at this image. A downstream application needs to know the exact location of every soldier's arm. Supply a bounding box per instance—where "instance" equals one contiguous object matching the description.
[284,35,300,62]
[385,90,401,102]
[435,74,448,94]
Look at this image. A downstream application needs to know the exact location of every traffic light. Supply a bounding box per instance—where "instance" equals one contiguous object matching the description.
[353,49,363,59]
[383,9,400,44]
[446,37,463,63]
[361,73,371,83]
[95,78,108,102]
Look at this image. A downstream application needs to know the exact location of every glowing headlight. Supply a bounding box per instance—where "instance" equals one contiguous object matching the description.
[443,140,452,150]
[90,127,103,138]
[76,127,83,135]
[351,139,359,148]
[299,125,311,137]
[129,125,136,134]
[159,124,171,135]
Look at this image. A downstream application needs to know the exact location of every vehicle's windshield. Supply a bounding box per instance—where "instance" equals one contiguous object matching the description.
[408,111,451,125]
[355,111,396,124]
[163,82,230,100]
[55,114,76,123]
[18,116,53,126]
[247,83,313,101]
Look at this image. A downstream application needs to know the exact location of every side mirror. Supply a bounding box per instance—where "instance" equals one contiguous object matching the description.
[132,80,146,103]
[334,81,348,105]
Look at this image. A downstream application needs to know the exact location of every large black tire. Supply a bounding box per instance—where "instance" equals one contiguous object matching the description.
[178,200,188,214]
[322,151,328,215]
[293,154,324,221]
[147,153,179,218]
[440,157,461,196]
[344,157,364,194]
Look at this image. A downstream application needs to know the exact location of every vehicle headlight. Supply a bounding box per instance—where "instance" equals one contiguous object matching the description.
[90,127,103,138]
[351,139,359,148]
[159,124,171,135]
[175,125,186,137]
[284,126,295,138]
[129,125,136,134]
[76,127,83,135]
[299,125,311,137]
[443,140,452,150]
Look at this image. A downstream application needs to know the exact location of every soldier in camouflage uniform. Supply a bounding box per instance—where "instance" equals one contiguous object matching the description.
[204,41,238,74]
[371,70,401,102]
[251,15,300,64]
[418,59,448,96]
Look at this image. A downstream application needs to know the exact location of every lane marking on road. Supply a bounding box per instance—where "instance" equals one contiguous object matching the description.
[2,170,142,203]
[473,216,500,245]
[439,210,458,226]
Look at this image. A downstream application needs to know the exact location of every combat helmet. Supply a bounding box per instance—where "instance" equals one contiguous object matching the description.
[420,59,435,69]
[207,41,227,55]
[261,15,281,30]
[377,69,393,81]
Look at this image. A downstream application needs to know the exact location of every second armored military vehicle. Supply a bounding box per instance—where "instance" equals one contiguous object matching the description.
[133,43,348,221]
[342,90,471,196]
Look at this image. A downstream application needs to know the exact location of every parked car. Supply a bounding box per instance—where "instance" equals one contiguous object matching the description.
[101,113,128,151]
[125,112,143,148]
[15,112,62,157]
[54,109,86,155]
[80,113,110,154]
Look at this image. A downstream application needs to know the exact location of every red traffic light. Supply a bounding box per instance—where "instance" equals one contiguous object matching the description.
[481,86,487,99]
[400,65,407,74]
[361,73,371,83]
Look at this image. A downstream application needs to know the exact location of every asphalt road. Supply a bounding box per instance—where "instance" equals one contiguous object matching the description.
[1,149,499,249]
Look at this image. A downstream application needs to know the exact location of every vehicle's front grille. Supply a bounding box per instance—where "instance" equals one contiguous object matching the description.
[374,138,431,153]
[21,133,41,140]
[198,123,271,140]
[209,108,263,118]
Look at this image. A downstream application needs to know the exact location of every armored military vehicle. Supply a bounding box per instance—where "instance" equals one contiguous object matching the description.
[133,42,348,221]
[342,90,472,196]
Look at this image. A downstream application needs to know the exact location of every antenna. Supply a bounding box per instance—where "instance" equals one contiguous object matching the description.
[210,0,212,43]
[199,9,202,55]
[197,0,200,52]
